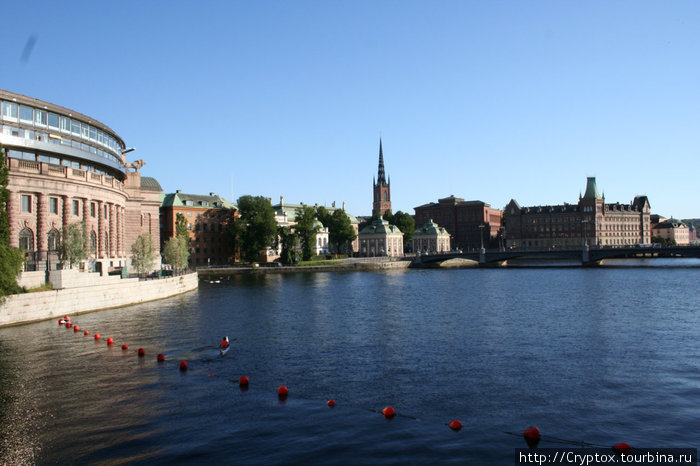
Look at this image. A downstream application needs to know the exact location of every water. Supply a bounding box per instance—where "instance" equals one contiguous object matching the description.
[1,261,699,464]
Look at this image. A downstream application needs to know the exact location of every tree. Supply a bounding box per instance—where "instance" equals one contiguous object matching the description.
[175,212,189,243]
[295,205,319,261]
[328,209,357,254]
[316,206,332,228]
[277,226,298,265]
[230,195,278,262]
[60,221,88,268]
[162,236,189,272]
[131,233,157,276]
[0,144,24,298]
[390,211,415,244]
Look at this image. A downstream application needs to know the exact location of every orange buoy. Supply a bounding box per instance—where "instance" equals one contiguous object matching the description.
[179,361,188,371]
[84,330,89,335]
[239,376,249,386]
[613,443,631,454]
[137,348,145,357]
[106,337,114,345]
[382,406,396,418]
[327,399,336,407]
[448,420,462,431]
[121,344,128,350]
[157,353,165,362]
[94,333,101,340]
[278,386,288,397]
[73,325,80,332]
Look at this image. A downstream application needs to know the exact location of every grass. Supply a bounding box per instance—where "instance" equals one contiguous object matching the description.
[26,283,53,292]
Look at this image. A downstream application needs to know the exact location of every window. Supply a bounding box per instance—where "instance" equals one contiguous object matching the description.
[35,110,47,127]
[19,228,34,251]
[49,197,58,214]
[104,205,108,219]
[19,105,33,123]
[73,200,80,216]
[90,202,96,217]
[48,229,60,251]
[21,195,32,212]
[48,113,59,129]
[71,120,80,135]
[2,101,18,120]
[90,231,97,253]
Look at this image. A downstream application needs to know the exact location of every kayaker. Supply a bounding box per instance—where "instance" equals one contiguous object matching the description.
[220,336,229,349]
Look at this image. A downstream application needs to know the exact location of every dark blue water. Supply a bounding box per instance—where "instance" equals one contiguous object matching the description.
[1,262,699,464]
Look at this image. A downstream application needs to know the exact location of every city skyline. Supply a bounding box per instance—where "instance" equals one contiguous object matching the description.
[1,1,698,218]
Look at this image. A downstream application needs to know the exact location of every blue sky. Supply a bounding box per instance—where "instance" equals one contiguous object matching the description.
[2,1,698,218]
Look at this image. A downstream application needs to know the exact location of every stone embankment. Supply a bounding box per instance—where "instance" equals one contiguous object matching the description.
[0,270,198,328]
[197,258,411,277]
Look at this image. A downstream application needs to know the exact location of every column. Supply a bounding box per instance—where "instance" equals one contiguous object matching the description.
[7,192,19,247]
[97,201,105,258]
[37,193,49,265]
[62,195,71,228]
[82,198,90,252]
[109,204,116,258]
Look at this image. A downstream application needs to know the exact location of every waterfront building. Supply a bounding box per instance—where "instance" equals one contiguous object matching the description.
[1,89,161,274]
[160,191,237,266]
[414,196,503,251]
[504,177,651,249]
[358,216,404,257]
[652,219,690,245]
[372,139,391,216]
[413,219,451,254]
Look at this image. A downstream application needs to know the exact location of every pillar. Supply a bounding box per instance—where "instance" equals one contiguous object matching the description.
[97,201,105,258]
[7,191,19,247]
[109,203,116,257]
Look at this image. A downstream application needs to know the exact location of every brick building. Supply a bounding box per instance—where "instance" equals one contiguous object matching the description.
[504,177,651,249]
[414,196,503,251]
[1,89,161,274]
[160,191,237,266]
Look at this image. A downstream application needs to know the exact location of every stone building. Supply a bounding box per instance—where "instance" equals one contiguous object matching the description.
[372,139,391,216]
[160,191,237,266]
[652,219,690,245]
[413,219,451,254]
[358,216,404,257]
[414,196,503,251]
[504,177,651,249]
[1,89,161,274]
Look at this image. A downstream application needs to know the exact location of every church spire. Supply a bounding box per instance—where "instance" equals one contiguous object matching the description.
[377,138,386,185]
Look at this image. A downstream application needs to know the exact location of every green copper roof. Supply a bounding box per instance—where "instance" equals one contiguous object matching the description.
[161,191,236,210]
[359,216,404,236]
[271,202,359,224]
[583,177,601,200]
[413,219,450,237]
[140,176,162,191]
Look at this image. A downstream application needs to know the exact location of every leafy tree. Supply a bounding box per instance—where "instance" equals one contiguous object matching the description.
[175,212,189,243]
[230,195,278,262]
[390,211,415,243]
[329,209,357,254]
[162,236,189,272]
[295,205,319,261]
[60,222,88,268]
[0,144,24,298]
[277,226,298,265]
[131,233,157,276]
[316,206,332,228]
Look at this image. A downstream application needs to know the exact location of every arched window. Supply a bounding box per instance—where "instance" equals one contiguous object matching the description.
[47,228,60,251]
[19,228,34,251]
[382,191,388,201]
[90,231,97,254]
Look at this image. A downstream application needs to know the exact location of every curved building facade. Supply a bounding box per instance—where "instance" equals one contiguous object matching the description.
[1,89,161,273]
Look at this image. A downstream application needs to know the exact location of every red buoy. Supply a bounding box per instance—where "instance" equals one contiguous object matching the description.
[157,353,165,362]
[449,419,462,431]
[66,322,73,328]
[73,325,80,332]
[179,360,188,371]
[239,376,249,386]
[84,330,89,335]
[106,337,114,345]
[121,344,128,350]
[58,318,64,325]
[327,399,336,407]
[382,406,396,418]
[613,443,631,454]
[94,333,101,340]
[278,386,288,397]
[523,426,540,440]
[64,315,70,321]
[137,348,145,357]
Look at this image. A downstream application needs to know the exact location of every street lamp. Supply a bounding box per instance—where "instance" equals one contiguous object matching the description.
[478,224,485,251]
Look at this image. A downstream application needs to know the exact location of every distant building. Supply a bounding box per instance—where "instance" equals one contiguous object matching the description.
[358,216,404,257]
[652,219,690,245]
[504,177,651,249]
[372,139,391,216]
[160,191,237,266]
[414,196,503,251]
[413,219,451,254]
[1,89,161,275]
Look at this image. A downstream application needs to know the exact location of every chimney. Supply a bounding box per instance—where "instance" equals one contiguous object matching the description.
[176,189,181,193]
[280,195,284,206]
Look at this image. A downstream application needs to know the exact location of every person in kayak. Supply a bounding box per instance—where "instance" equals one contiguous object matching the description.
[220,336,230,349]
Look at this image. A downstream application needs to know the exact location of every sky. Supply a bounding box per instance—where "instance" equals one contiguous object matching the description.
[1,1,698,219]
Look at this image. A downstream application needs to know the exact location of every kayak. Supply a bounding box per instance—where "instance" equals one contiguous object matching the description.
[219,345,230,356]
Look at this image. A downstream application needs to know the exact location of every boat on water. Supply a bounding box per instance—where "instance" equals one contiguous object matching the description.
[219,336,231,356]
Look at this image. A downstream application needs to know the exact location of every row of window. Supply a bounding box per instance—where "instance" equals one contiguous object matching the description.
[1,123,121,166]
[1,100,122,155]
[18,227,110,253]
[7,148,110,175]
[19,194,114,220]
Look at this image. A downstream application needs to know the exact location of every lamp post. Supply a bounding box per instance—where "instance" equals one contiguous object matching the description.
[478,224,485,251]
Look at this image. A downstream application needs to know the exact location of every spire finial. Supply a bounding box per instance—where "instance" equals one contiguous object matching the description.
[377,138,386,185]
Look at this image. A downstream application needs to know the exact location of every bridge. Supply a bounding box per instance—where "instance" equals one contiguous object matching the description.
[411,245,700,267]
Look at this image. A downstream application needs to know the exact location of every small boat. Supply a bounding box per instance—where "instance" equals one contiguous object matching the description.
[219,345,230,356]
[219,336,231,356]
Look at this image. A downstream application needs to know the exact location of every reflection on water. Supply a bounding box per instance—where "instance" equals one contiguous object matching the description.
[0,264,699,464]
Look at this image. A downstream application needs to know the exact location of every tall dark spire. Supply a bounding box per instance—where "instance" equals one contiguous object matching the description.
[377,138,387,185]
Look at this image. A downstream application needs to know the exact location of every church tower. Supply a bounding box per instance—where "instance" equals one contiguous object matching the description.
[372,139,391,216]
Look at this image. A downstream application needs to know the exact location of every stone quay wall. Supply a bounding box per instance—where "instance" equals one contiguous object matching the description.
[0,272,198,328]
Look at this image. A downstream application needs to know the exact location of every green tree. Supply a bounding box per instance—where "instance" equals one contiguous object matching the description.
[60,222,88,268]
[390,211,415,244]
[0,144,25,298]
[131,233,157,276]
[175,212,189,243]
[230,195,278,262]
[316,206,332,228]
[162,236,189,272]
[328,209,357,254]
[277,226,298,265]
[295,205,319,261]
